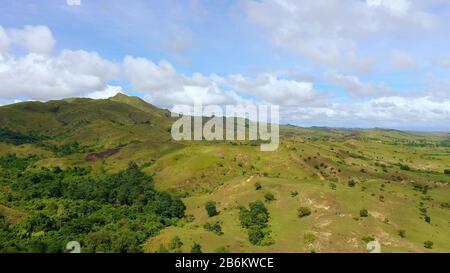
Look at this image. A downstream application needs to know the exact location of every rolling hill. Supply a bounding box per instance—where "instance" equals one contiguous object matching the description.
[0,94,449,253]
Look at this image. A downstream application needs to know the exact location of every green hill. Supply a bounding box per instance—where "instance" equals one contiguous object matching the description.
[0,94,449,253]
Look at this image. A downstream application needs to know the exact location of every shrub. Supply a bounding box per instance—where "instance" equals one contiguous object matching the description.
[298,207,311,218]
[290,191,298,197]
[398,230,406,238]
[169,236,183,250]
[248,226,265,245]
[203,222,223,235]
[424,215,431,223]
[348,180,356,187]
[264,192,275,202]
[361,235,375,244]
[239,201,269,229]
[400,164,410,171]
[329,183,337,190]
[254,182,262,190]
[359,209,369,218]
[444,169,450,175]
[191,243,202,253]
[424,241,433,249]
[205,201,218,217]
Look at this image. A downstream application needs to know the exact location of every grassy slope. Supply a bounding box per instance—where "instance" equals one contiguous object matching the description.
[0,95,449,253]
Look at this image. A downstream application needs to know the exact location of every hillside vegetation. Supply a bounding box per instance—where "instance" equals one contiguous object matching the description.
[0,94,449,253]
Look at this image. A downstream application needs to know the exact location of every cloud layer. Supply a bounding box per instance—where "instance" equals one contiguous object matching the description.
[1,14,450,130]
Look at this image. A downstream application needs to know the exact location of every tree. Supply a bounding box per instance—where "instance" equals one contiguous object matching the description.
[248,226,265,245]
[424,241,433,249]
[191,243,202,253]
[398,230,406,238]
[298,207,311,218]
[205,201,218,217]
[360,209,369,218]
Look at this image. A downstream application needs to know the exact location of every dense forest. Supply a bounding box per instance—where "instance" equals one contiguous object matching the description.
[0,156,185,253]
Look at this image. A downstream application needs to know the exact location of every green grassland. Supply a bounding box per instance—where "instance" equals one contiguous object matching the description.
[0,94,449,253]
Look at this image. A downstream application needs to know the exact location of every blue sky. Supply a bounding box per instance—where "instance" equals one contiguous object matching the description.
[1,0,450,131]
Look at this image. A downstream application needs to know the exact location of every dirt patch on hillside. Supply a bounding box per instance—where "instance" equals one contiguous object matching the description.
[85,148,120,162]
[0,204,26,224]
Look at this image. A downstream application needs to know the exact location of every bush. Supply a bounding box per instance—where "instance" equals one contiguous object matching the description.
[424,241,433,249]
[264,192,275,202]
[169,236,183,250]
[359,209,369,218]
[398,230,406,238]
[290,191,298,197]
[239,201,271,245]
[239,201,269,229]
[348,180,356,187]
[298,207,311,218]
[444,169,450,175]
[254,182,262,190]
[205,201,218,217]
[400,164,411,171]
[248,226,265,245]
[361,235,375,244]
[191,243,202,253]
[203,222,223,235]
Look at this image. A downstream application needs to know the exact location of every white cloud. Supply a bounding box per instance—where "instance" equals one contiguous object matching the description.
[366,0,411,16]
[326,72,395,98]
[86,85,124,99]
[391,49,416,70]
[0,50,119,100]
[222,73,322,106]
[66,0,82,6]
[8,25,56,54]
[0,26,10,55]
[123,56,241,106]
[243,0,435,70]
[123,56,324,107]
[283,96,450,130]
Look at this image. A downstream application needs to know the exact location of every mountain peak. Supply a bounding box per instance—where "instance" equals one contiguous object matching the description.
[108,93,167,116]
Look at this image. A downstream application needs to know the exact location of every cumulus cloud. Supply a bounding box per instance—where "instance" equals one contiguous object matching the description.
[123,56,242,106]
[243,0,435,70]
[222,73,322,106]
[7,25,56,54]
[282,96,450,130]
[123,56,324,107]
[326,72,395,98]
[391,49,416,70]
[0,50,119,100]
